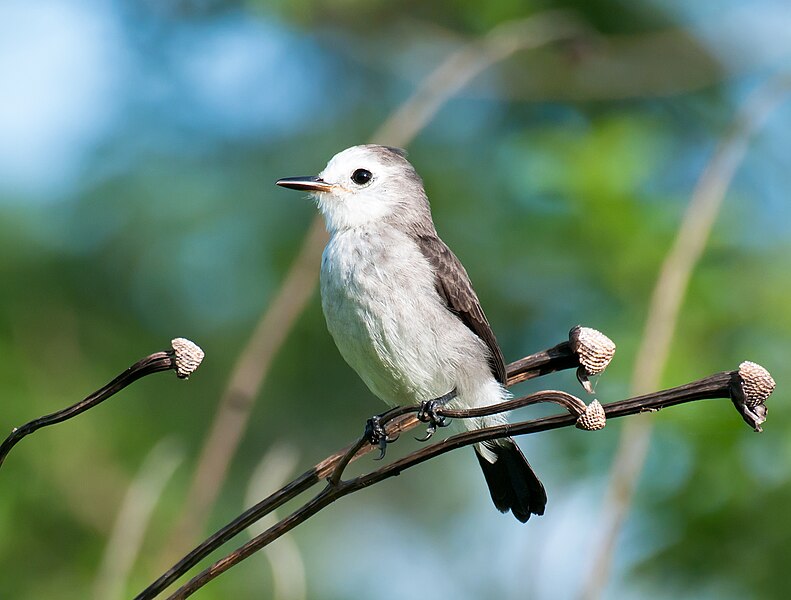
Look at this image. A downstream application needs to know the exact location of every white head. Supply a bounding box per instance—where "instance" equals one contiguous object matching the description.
[276,144,433,234]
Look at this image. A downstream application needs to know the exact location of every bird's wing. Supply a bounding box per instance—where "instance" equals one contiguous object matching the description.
[414,234,507,384]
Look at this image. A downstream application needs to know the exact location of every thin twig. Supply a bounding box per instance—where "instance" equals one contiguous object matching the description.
[580,73,791,600]
[165,363,773,599]
[160,9,590,563]
[0,338,203,470]
[136,328,613,600]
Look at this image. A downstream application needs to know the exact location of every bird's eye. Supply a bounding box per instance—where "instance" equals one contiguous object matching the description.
[351,168,372,186]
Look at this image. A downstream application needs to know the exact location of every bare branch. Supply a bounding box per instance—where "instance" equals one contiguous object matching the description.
[163,361,774,600]
[506,325,615,392]
[135,327,612,600]
[0,338,204,470]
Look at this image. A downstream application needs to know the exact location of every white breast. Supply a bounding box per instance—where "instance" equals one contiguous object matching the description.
[320,227,490,408]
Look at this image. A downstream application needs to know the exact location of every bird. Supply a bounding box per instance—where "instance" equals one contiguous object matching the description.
[276,144,546,522]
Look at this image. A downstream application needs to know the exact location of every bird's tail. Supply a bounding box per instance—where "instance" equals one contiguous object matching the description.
[474,437,547,523]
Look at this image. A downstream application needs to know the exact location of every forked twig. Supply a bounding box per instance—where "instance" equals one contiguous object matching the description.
[136,326,613,599]
[164,361,773,599]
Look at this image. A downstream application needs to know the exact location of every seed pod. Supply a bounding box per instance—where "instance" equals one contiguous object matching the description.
[171,338,205,379]
[576,399,606,431]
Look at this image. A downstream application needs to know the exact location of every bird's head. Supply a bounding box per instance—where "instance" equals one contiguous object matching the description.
[276,144,431,233]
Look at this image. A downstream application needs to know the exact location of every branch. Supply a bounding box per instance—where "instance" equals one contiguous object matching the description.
[135,326,613,600]
[0,338,204,470]
[506,325,614,392]
[165,361,774,600]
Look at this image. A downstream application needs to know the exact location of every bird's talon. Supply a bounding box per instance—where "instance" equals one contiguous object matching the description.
[374,438,387,460]
[365,415,387,447]
[366,415,400,459]
[417,399,450,425]
[415,425,437,442]
[415,396,452,442]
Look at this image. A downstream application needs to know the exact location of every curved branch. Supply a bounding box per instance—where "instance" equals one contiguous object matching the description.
[136,327,612,600]
[0,338,204,470]
[166,362,774,599]
[136,358,772,600]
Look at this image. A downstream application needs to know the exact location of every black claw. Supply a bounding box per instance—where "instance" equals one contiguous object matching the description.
[365,415,398,460]
[365,415,386,447]
[414,424,437,442]
[416,391,455,442]
[374,437,387,460]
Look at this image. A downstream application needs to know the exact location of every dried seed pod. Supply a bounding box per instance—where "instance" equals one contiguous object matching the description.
[171,338,205,379]
[576,399,606,431]
[738,361,775,407]
[570,326,616,393]
[730,360,774,432]
[570,326,616,376]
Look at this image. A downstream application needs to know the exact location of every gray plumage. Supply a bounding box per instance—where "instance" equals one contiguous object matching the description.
[414,233,507,384]
[277,144,546,522]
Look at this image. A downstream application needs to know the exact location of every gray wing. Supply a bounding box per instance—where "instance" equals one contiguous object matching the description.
[414,234,507,384]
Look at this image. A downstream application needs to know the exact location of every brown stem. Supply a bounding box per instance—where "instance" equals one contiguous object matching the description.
[0,339,203,469]
[135,334,606,600]
[327,435,368,487]
[505,340,578,385]
[440,390,585,419]
[139,361,772,600]
[166,367,765,600]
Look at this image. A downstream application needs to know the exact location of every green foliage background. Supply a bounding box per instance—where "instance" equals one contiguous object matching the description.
[1,0,789,598]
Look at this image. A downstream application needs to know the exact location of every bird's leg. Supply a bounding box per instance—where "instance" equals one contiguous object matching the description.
[364,414,400,460]
[416,388,457,442]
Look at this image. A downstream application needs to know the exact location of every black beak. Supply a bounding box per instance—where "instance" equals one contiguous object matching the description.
[275,176,334,193]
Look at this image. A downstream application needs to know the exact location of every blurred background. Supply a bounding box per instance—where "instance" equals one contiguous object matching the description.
[1,0,789,598]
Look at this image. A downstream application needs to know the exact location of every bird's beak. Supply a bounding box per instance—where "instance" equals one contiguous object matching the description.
[275,176,334,193]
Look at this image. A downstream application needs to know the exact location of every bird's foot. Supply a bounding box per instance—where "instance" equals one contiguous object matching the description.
[365,415,398,460]
[416,389,456,442]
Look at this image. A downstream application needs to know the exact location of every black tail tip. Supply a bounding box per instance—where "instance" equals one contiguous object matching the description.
[475,439,547,523]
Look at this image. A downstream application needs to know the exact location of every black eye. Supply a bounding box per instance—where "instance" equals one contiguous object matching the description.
[351,168,372,185]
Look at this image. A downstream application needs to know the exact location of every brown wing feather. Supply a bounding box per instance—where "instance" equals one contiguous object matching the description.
[414,234,507,384]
